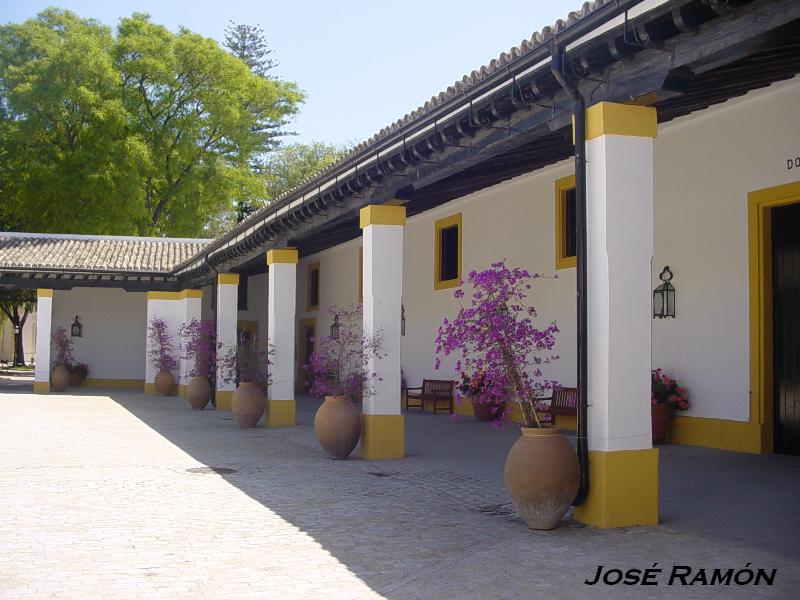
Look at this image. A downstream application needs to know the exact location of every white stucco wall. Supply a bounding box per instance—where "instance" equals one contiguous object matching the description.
[652,75,800,420]
[294,75,800,424]
[53,288,146,380]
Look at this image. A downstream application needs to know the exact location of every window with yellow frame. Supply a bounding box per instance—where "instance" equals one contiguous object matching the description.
[434,213,462,290]
[307,261,320,312]
[554,175,577,270]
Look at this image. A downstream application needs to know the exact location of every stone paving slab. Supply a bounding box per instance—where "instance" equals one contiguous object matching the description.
[0,389,798,599]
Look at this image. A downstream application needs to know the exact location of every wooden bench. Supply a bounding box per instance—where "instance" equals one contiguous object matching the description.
[405,379,454,414]
[537,386,578,425]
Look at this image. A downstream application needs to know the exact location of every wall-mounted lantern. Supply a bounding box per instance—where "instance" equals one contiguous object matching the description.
[653,266,676,319]
[401,305,406,337]
[330,315,340,340]
[71,315,83,337]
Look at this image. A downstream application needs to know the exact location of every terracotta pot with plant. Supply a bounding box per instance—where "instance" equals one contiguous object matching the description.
[68,362,88,387]
[435,261,577,530]
[147,318,177,396]
[651,369,690,444]
[456,371,507,422]
[219,336,272,427]
[308,304,382,460]
[50,327,73,392]
[179,318,216,410]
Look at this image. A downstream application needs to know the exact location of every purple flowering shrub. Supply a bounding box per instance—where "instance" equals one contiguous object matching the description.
[307,304,385,399]
[218,334,273,385]
[51,326,74,366]
[147,318,178,374]
[179,318,216,378]
[434,261,560,428]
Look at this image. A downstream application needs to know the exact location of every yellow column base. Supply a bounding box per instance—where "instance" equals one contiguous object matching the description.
[177,384,188,398]
[144,382,157,395]
[216,390,233,411]
[360,414,405,460]
[574,448,659,528]
[266,399,295,427]
[33,381,50,394]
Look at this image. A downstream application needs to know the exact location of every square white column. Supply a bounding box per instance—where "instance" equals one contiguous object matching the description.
[215,273,239,410]
[144,291,184,395]
[33,289,53,393]
[178,291,203,394]
[360,205,405,459]
[267,248,298,427]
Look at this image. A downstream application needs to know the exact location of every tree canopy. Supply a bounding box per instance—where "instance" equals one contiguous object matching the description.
[0,9,304,237]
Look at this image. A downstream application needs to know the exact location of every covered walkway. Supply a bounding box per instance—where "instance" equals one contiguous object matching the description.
[0,388,797,599]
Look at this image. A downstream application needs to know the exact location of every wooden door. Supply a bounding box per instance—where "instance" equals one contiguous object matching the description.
[772,202,800,454]
[296,318,316,393]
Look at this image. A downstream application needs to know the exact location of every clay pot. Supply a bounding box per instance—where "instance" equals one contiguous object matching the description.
[232,382,265,427]
[471,398,506,422]
[651,402,673,445]
[314,396,362,460]
[154,370,175,396]
[68,371,82,387]
[51,364,70,392]
[504,427,580,530]
[186,376,211,410]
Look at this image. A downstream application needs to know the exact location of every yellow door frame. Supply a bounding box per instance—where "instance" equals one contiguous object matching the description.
[748,180,800,454]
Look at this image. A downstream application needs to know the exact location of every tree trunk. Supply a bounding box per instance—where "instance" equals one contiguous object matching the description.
[13,328,25,367]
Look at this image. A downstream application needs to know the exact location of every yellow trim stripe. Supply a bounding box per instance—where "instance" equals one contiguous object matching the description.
[582,102,657,141]
[360,205,406,228]
[574,448,659,528]
[670,416,763,454]
[146,289,202,301]
[266,248,299,265]
[217,273,240,285]
[37,289,53,298]
[360,414,405,460]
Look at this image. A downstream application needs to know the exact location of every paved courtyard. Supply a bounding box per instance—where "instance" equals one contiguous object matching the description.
[1,388,798,599]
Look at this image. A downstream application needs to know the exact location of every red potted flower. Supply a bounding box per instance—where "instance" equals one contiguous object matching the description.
[651,369,690,444]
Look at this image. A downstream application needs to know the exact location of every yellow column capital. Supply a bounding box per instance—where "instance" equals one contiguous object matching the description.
[217,273,240,285]
[359,205,406,229]
[266,248,299,266]
[36,289,53,298]
[578,102,657,141]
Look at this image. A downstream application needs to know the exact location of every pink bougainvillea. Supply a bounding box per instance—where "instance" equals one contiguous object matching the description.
[434,261,560,428]
[51,326,74,367]
[147,318,178,374]
[179,318,216,378]
[217,334,273,385]
[306,304,384,399]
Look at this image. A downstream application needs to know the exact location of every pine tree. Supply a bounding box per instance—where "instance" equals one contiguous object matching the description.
[224,22,277,78]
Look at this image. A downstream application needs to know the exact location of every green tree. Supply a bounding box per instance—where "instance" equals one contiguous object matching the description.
[0,9,304,237]
[0,288,35,366]
[224,22,276,78]
[262,142,346,204]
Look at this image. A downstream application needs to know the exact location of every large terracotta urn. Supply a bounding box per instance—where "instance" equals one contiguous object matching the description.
[651,402,673,445]
[504,427,580,530]
[51,365,70,392]
[314,396,361,459]
[154,370,175,396]
[186,376,211,410]
[232,382,265,427]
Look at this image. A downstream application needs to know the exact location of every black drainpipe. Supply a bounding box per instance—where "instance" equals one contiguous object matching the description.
[551,42,589,506]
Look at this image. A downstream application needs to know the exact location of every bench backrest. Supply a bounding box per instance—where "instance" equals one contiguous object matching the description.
[552,386,578,409]
[422,379,454,398]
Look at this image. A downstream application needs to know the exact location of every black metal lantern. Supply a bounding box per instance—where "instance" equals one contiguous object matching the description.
[70,315,83,337]
[401,305,406,336]
[653,266,676,319]
[330,315,340,340]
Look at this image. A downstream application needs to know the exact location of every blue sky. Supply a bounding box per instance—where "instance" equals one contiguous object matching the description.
[1,0,576,147]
